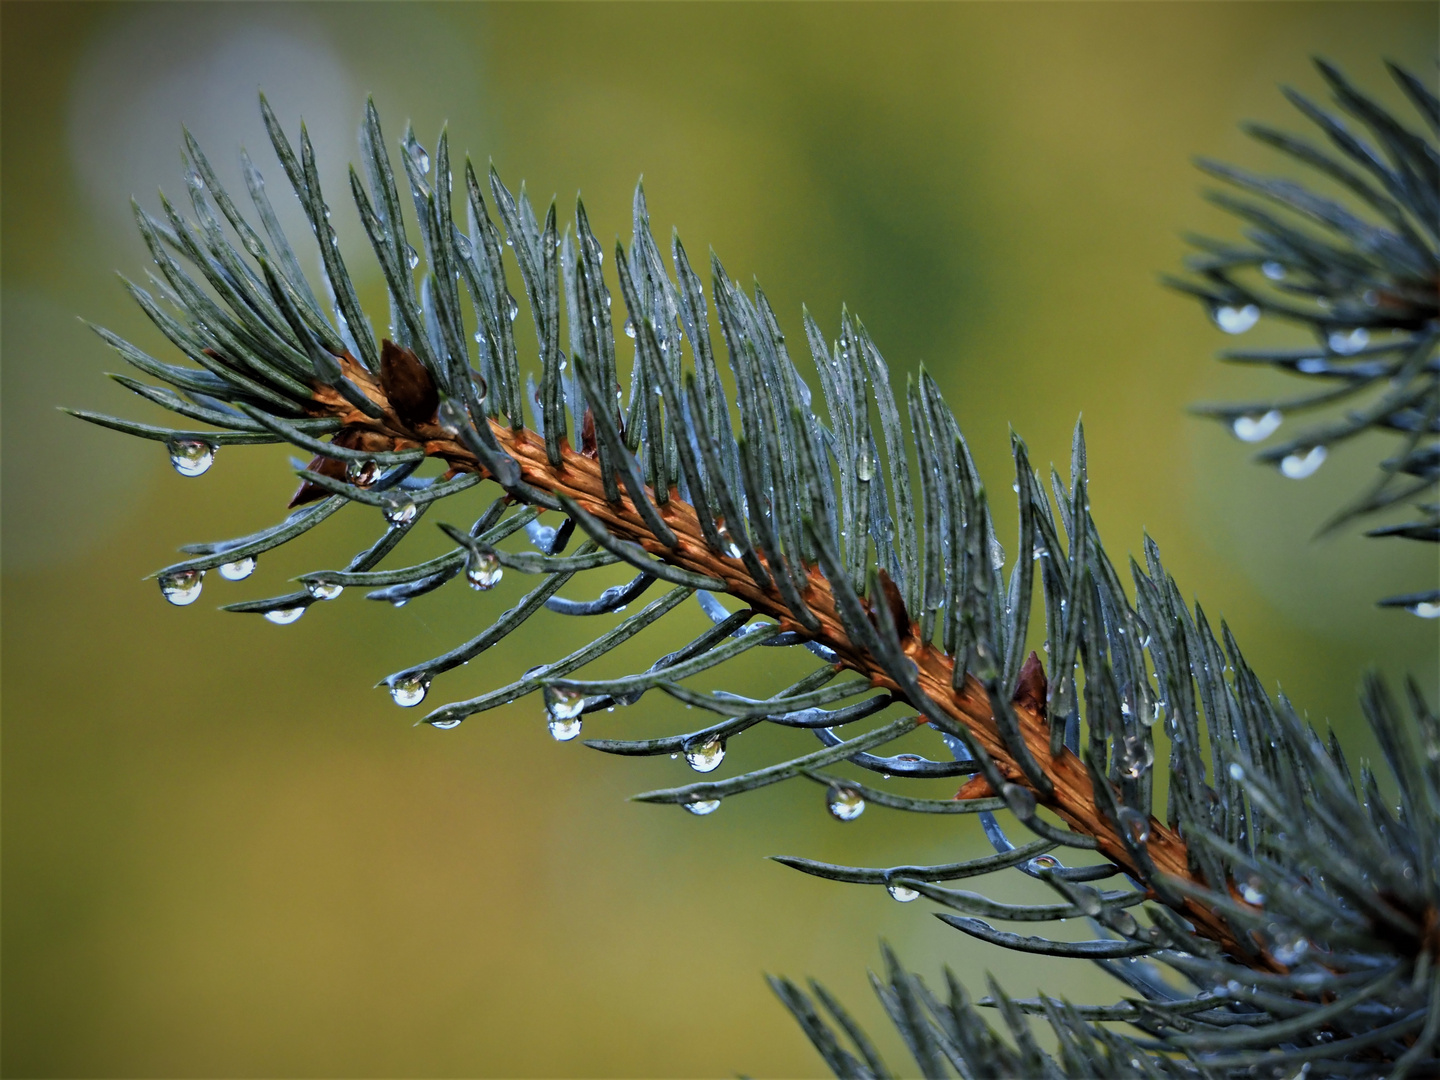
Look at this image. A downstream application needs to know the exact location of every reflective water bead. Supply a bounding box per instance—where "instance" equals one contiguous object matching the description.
[989,537,1006,570]
[1107,909,1139,937]
[405,244,420,270]
[827,786,865,822]
[264,606,305,625]
[1261,260,1286,281]
[1117,735,1154,779]
[1213,303,1260,335]
[1327,327,1368,355]
[684,737,725,773]
[1027,854,1061,874]
[546,686,585,721]
[506,294,519,322]
[1279,445,1327,479]
[623,317,637,338]
[1118,806,1150,845]
[159,568,204,606]
[307,579,344,601]
[1297,357,1327,374]
[1270,927,1308,965]
[383,496,418,526]
[1240,875,1266,906]
[218,556,256,581]
[430,717,462,731]
[854,447,875,482]
[1231,410,1282,443]
[454,234,474,260]
[347,459,380,487]
[466,550,503,590]
[548,716,582,742]
[1002,783,1036,819]
[390,675,430,708]
[1228,763,1246,781]
[683,798,721,816]
[167,438,214,477]
[407,141,430,173]
[886,883,920,903]
[1408,601,1440,619]
[1071,886,1103,917]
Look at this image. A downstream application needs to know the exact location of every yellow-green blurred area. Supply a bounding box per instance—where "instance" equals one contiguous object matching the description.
[4,3,1437,1076]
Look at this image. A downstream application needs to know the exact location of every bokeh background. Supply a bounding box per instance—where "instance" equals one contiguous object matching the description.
[4,3,1437,1076]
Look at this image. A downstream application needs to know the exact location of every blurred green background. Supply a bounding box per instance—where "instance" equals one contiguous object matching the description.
[3,3,1437,1076]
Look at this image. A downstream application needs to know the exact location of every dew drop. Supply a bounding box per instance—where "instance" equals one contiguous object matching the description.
[1117,734,1154,779]
[218,556,256,581]
[1270,927,1308,965]
[683,798,721,816]
[466,550,503,590]
[1228,762,1246,782]
[1327,327,1368,355]
[506,294,519,322]
[390,675,430,708]
[454,234,474,260]
[383,495,419,526]
[1231,410,1282,443]
[623,317,637,339]
[406,244,420,270]
[168,438,215,477]
[827,785,865,822]
[1240,875,1266,906]
[1213,303,1260,335]
[307,579,344,601]
[989,537,1006,571]
[1072,886,1103,917]
[430,717,462,731]
[347,459,380,487]
[264,606,305,625]
[546,686,585,720]
[1002,782,1036,819]
[684,737,726,773]
[159,568,204,606]
[1407,601,1440,619]
[1118,806,1150,845]
[855,447,875,482]
[1107,909,1139,937]
[1261,261,1286,281]
[1296,357,1327,374]
[887,883,920,903]
[407,141,430,174]
[1279,445,1326,479]
[1027,854,1060,874]
[548,716,582,742]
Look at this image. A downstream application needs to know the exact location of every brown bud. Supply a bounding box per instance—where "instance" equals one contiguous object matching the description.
[874,568,911,640]
[1012,651,1048,720]
[379,339,439,428]
[953,774,997,801]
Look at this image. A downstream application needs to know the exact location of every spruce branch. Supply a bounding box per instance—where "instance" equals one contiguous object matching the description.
[72,67,1440,1077]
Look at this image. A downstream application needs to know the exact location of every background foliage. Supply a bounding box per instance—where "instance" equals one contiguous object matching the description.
[2,3,1436,1076]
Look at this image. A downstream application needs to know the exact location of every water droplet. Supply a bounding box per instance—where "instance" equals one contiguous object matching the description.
[827,786,865,821]
[1213,303,1260,335]
[1072,886,1103,917]
[167,439,214,477]
[1240,875,1266,906]
[390,675,430,707]
[506,294,519,322]
[1027,854,1060,873]
[1279,445,1326,479]
[405,244,420,270]
[1145,700,1164,728]
[1297,357,1327,374]
[466,550,503,590]
[684,737,726,773]
[159,568,204,606]
[1107,909,1139,936]
[454,234,474,260]
[391,598,408,608]
[1118,806,1151,845]
[407,141,430,174]
[546,686,585,720]
[186,169,206,191]
[887,883,920,903]
[218,556,256,581]
[1117,735,1154,779]
[264,606,305,625]
[347,459,380,487]
[307,579,344,601]
[989,537,1006,571]
[855,447,875,482]
[1231,410,1282,442]
[623,317,636,339]
[548,716,582,741]
[430,717,462,730]
[1270,926,1308,965]
[1261,261,1286,281]
[1228,762,1245,781]
[1407,601,1440,619]
[1002,782,1036,819]
[383,495,418,526]
[1327,327,1368,355]
[683,798,721,816]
